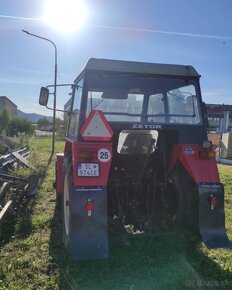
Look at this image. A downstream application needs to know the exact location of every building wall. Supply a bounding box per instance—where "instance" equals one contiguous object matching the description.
[0,96,17,118]
[206,104,232,132]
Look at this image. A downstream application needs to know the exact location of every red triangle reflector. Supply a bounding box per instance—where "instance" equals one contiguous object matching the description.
[80,110,113,141]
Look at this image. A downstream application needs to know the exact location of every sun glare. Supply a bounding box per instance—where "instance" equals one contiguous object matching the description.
[43,0,87,32]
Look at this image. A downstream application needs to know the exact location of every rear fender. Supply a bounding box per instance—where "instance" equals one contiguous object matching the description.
[168,145,230,248]
[198,183,230,248]
[72,142,112,187]
[168,144,220,183]
[69,186,109,260]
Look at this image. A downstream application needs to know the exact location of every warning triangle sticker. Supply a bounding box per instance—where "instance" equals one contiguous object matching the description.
[80,110,113,141]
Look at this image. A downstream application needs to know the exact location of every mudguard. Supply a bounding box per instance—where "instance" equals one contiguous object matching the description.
[198,183,231,248]
[168,144,220,183]
[69,186,108,260]
[168,144,231,248]
[61,111,113,260]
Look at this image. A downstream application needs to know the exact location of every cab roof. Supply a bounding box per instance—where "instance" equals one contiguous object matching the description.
[75,58,200,82]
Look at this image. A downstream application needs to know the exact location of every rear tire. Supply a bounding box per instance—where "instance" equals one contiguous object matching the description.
[62,157,73,252]
[54,161,61,210]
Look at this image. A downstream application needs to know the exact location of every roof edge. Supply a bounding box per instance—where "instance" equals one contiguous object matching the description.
[80,58,200,77]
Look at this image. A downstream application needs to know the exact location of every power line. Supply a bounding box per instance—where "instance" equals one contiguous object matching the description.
[89,24,232,41]
[0,14,40,21]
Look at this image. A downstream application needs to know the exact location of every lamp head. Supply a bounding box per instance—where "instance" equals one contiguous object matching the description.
[22,30,30,35]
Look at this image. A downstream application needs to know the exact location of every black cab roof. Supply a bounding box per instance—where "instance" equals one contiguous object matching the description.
[75,58,200,83]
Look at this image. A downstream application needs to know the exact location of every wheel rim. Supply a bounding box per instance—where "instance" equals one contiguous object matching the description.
[64,173,70,236]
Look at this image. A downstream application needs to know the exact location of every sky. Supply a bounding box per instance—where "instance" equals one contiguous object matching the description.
[1,0,232,117]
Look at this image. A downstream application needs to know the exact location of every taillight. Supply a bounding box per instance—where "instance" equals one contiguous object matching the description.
[78,151,97,162]
[198,150,216,159]
[210,194,217,210]
[85,199,94,216]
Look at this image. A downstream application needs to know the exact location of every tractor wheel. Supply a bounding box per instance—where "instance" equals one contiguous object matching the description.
[171,162,199,237]
[62,157,75,253]
[54,160,61,210]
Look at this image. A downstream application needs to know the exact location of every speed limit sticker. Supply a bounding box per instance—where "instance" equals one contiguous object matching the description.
[98,148,111,162]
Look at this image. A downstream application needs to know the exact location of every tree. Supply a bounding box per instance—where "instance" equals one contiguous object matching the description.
[37,117,51,129]
[0,109,10,134]
[6,117,34,137]
[56,117,66,137]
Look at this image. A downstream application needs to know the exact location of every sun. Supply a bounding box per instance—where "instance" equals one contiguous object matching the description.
[43,0,87,32]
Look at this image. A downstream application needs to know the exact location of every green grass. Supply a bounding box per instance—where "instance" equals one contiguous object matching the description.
[0,137,232,289]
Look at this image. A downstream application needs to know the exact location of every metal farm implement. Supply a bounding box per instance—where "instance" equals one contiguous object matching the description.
[0,148,38,234]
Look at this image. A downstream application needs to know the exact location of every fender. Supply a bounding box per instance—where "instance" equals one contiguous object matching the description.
[168,144,230,248]
[72,142,112,187]
[198,183,230,248]
[167,144,220,183]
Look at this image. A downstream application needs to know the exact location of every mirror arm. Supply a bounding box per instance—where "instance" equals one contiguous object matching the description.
[45,105,70,113]
[46,83,82,89]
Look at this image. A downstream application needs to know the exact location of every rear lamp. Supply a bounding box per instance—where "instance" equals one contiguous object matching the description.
[198,150,216,159]
[210,194,217,210]
[79,151,97,162]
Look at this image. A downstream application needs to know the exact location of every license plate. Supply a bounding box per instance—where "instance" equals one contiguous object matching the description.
[77,163,99,177]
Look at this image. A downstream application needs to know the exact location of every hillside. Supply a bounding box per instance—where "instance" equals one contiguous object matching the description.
[17,110,53,123]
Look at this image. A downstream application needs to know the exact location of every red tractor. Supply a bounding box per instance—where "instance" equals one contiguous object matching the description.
[39,58,230,260]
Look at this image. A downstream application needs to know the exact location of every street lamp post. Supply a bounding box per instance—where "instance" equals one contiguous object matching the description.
[22,30,57,157]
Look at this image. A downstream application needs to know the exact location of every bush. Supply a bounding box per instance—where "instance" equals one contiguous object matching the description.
[6,117,34,137]
[0,109,9,133]
[0,143,9,155]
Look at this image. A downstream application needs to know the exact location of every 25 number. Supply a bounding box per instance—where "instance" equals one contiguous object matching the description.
[98,149,111,162]
[100,151,109,159]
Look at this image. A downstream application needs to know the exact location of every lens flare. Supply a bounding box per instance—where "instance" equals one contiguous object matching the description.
[43,0,87,32]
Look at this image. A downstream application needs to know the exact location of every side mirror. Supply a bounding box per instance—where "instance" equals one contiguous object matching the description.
[39,87,49,106]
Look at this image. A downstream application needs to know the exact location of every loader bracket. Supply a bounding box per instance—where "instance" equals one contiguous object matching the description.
[198,183,231,248]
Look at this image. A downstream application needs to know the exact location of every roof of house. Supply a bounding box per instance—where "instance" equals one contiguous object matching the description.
[0,96,17,108]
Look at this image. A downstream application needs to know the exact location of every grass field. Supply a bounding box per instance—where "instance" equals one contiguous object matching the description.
[0,137,231,290]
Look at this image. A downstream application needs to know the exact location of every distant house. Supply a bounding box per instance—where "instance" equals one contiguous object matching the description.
[39,125,53,132]
[0,96,17,118]
[206,104,232,131]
